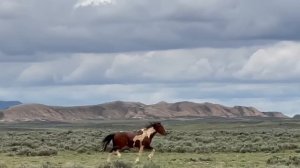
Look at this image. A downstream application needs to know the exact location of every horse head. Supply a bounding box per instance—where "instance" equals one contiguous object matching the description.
[150,122,167,135]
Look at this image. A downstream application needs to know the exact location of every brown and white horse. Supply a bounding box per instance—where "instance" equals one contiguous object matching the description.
[102,122,167,163]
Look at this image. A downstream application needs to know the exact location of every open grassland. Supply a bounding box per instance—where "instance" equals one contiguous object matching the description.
[1,151,299,168]
[0,119,300,167]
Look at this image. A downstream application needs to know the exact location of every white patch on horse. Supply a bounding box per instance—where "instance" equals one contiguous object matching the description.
[133,127,156,146]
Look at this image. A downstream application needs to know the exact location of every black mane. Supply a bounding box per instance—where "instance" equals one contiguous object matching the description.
[145,122,161,129]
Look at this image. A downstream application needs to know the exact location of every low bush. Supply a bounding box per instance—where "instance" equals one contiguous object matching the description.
[15,146,57,156]
[35,146,58,156]
[0,162,8,168]
[16,147,32,156]
[142,162,160,168]
[198,156,214,162]
[98,161,133,168]
[1,122,300,155]
[267,156,300,166]
[41,162,60,168]
[295,149,300,153]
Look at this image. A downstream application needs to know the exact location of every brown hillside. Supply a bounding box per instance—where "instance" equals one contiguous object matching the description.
[262,112,289,118]
[1,101,288,122]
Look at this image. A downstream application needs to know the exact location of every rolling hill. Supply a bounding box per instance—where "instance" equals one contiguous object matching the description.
[0,101,288,122]
[262,112,289,118]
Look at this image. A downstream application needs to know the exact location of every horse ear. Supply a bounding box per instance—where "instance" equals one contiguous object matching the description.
[148,121,161,127]
[154,121,162,125]
[145,122,153,128]
[155,121,161,125]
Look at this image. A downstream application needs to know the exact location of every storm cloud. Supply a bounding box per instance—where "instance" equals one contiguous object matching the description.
[1,0,300,56]
[1,0,300,116]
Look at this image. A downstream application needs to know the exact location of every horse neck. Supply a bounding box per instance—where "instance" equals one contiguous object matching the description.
[149,130,157,141]
[145,126,157,140]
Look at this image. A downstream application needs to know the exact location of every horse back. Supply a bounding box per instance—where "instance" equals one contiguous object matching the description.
[113,131,136,149]
[113,131,153,149]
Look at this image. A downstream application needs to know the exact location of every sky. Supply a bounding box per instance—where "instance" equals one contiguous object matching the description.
[1,0,300,116]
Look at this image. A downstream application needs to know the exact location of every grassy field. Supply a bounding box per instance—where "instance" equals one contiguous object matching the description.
[0,119,300,168]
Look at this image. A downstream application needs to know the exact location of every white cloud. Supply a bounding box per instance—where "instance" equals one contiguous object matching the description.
[0,1,20,14]
[8,42,300,86]
[103,48,249,82]
[3,42,300,87]
[16,57,80,85]
[74,0,115,8]
[2,41,300,116]
[4,49,222,85]
[1,0,300,117]
[237,41,300,80]
[63,54,113,83]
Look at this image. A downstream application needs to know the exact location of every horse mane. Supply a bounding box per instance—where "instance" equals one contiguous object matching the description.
[145,122,161,129]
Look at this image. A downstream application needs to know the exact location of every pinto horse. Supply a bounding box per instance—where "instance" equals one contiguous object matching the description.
[102,122,167,163]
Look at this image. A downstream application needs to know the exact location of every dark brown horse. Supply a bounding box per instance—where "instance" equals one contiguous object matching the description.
[102,122,167,163]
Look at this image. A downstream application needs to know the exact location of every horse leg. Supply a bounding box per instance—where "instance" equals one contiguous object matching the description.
[107,147,118,162]
[116,150,121,158]
[145,146,155,160]
[148,149,155,160]
[135,145,144,163]
[107,152,112,162]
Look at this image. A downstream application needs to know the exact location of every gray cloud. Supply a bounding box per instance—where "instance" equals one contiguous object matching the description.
[2,42,300,86]
[236,42,300,81]
[0,47,252,86]
[1,0,300,116]
[1,0,300,58]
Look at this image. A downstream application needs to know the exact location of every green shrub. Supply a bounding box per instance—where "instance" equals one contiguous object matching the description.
[0,162,8,168]
[182,141,193,147]
[142,162,160,168]
[295,149,300,153]
[113,161,132,168]
[278,143,298,150]
[198,156,214,161]
[64,163,84,168]
[1,122,300,156]
[16,164,26,168]
[289,156,300,165]
[267,156,300,166]
[76,146,88,153]
[16,147,32,156]
[41,162,59,168]
[98,161,133,168]
[251,136,263,142]
[35,146,58,156]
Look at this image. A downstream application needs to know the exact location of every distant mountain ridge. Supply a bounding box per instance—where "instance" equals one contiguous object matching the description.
[262,112,289,118]
[0,101,289,122]
[293,114,300,119]
[0,101,22,110]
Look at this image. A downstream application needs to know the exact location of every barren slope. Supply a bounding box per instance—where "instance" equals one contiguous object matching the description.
[1,101,288,122]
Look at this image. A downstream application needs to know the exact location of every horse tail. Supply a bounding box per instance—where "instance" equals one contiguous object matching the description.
[102,133,115,151]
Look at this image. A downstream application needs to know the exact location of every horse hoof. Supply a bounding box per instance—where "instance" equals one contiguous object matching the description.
[148,154,153,159]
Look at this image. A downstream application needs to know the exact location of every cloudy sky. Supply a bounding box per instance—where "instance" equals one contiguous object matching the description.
[1,0,300,116]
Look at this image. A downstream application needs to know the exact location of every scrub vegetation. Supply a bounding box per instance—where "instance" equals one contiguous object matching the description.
[0,119,300,167]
